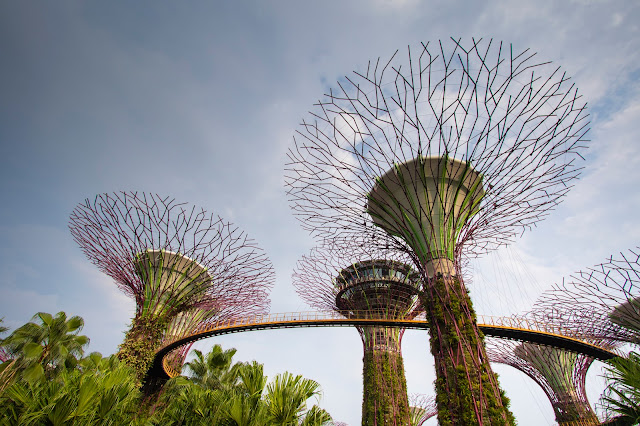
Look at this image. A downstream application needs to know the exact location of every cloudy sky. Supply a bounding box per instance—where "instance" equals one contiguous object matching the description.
[1,1,639,424]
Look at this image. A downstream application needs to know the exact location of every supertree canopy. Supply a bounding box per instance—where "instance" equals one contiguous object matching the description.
[293,241,422,425]
[286,38,589,424]
[487,337,605,425]
[489,257,631,425]
[69,192,274,380]
[409,394,437,426]
[535,248,640,346]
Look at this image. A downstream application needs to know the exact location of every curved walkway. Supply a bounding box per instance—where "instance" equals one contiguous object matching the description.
[147,311,620,382]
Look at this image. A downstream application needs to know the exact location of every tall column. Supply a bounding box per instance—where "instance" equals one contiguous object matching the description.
[368,157,514,425]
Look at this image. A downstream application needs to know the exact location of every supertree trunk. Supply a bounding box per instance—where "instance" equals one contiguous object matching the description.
[522,252,634,424]
[366,155,514,424]
[293,244,422,425]
[361,334,410,425]
[118,314,170,381]
[423,273,513,425]
[515,345,598,425]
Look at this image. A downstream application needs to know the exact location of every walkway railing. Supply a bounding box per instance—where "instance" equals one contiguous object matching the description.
[157,311,622,379]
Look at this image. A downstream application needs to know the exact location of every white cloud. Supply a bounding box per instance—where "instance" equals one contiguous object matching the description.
[612,12,624,26]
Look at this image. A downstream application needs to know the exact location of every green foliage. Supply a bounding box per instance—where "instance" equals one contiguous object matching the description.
[0,313,337,425]
[601,351,640,424]
[361,350,410,425]
[300,405,333,426]
[154,377,230,425]
[184,345,238,390]
[117,315,168,383]
[265,371,323,424]
[158,360,330,425]
[156,356,333,426]
[421,277,515,425]
[0,353,141,425]
[0,318,8,336]
[1,312,89,384]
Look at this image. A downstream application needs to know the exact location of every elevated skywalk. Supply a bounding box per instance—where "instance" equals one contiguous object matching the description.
[147,311,620,382]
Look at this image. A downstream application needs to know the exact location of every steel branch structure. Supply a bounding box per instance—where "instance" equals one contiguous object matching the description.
[285,38,589,424]
[487,336,607,425]
[492,254,634,426]
[161,304,234,373]
[69,192,274,383]
[409,394,437,426]
[535,248,640,346]
[162,302,248,374]
[293,241,422,424]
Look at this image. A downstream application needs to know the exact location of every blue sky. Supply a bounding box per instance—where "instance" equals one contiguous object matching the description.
[1,1,639,424]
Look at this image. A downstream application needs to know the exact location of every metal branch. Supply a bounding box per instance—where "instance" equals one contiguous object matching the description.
[533,247,640,346]
[285,38,588,259]
[487,333,608,424]
[409,394,437,426]
[69,191,275,385]
[70,191,274,321]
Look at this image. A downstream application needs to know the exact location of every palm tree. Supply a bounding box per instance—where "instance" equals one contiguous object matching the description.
[225,361,269,425]
[156,357,268,425]
[0,318,10,364]
[0,319,15,395]
[265,372,324,425]
[601,351,640,425]
[1,312,89,382]
[299,405,333,426]
[156,346,334,426]
[219,361,332,426]
[154,376,228,425]
[0,318,7,338]
[0,353,141,425]
[184,345,238,390]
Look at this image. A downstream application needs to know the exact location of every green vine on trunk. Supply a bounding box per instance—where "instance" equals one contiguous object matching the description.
[422,276,516,425]
[361,349,410,425]
[117,315,169,385]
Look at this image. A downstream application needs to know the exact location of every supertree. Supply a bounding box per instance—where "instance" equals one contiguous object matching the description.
[293,240,423,424]
[285,38,589,424]
[69,191,274,381]
[488,252,634,425]
[409,394,437,426]
[486,336,610,425]
[535,248,640,346]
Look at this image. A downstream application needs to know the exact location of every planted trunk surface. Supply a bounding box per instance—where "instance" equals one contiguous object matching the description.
[422,276,515,425]
[362,349,410,425]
